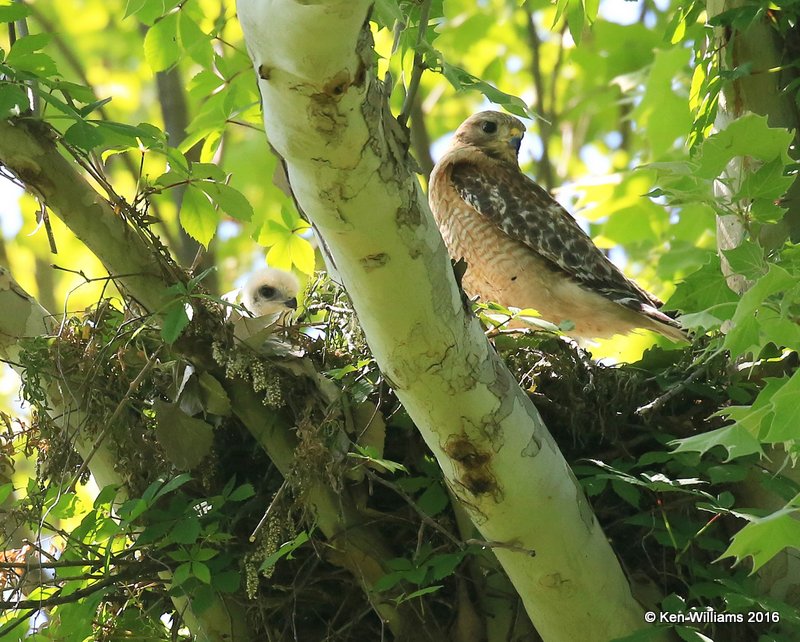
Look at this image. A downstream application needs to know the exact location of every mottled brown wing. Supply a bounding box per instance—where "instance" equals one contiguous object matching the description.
[449,160,661,313]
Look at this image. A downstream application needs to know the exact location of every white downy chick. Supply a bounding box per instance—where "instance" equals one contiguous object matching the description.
[233,267,300,348]
[241,267,300,317]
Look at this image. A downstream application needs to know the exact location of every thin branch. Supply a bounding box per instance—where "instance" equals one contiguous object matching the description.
[409,98,434,178]
[0,567,158,610]
[0,555,140,570]
[635,363,709,417]
[398,0,431,129]
[465,538,536,557]
[524,4,555,190]
[0,609,37,638]
[249,480,288,542]
[363,468,463,549]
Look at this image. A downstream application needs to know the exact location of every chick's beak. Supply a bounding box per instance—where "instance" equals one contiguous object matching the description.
[509,127,523,153]
[284,297,298,310]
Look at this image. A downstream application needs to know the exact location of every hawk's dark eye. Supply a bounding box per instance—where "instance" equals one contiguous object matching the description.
[481,120,498,134]
[258,286,277,299]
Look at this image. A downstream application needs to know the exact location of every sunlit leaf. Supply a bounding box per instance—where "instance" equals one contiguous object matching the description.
[671,425,763,461]
[696,114,793,179]
[144,11,180,72]
[180,184,219,247]
[178,11,213,67]
[0,3,30,21]
[197,181,254,222]
[720,506,800,572]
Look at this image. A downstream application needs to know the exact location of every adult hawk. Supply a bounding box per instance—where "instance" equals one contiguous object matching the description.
[428,110,685,342]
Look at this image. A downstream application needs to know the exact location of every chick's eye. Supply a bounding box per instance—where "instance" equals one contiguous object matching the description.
[481,120,497,134]
[258,286,277,299]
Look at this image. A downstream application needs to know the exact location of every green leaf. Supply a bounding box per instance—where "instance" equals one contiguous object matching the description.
[750,198,786,223]
[190,162,226,182]
[170,519,201,545]
[172,562,192,586]
[0,3,30,22]
[78,96,112,117]
[197,372,232,416]
[670,425,763,461]
[375,571,404,591]
[265,230,316,275]
[123,0,150,19]
[6,38,58,76]
[93,484,120,508]
[227,483,255,502]
[127,0,182,25]
[583,0,599,23]
[193,547,218,562]
[197,181,254,222]
[723,265,797,358]
[611,479,640,508]
[760,371,800,442]
[396,585,443,602]
[153,399,215,470]
[180,184,219,247]
[721,242,766,281]
[713,375,800,445]
[7,33,50,55]
[373,0,403,27]
[428,552,463,581]
[147,473,192,503]
[719,506,800,572]
[47,491,80,519]
[736,156,792,202]
[439,61,532,119]
[696,114,793,179]
[119,498,147,522]
[667,258,738,315]
[566,0,585,45]
[95,120,166,151]
[178,11,213,67]
[417,483,448,517]
[0,482,13,504]
[260,531,310,572]
[348,445,408,474]
[64,121,104,152]
[0,83,28,117]
[144,11,179,72]
[161,299,191,344]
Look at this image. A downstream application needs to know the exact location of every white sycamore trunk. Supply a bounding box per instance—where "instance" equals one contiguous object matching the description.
[236,2,652,640]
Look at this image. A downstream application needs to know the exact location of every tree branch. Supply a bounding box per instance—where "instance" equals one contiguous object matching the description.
[524,5,555,191]
[398,0,431,129]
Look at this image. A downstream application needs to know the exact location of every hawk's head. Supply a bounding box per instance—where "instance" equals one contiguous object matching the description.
[452,111,525,165]
[242,267,300,317]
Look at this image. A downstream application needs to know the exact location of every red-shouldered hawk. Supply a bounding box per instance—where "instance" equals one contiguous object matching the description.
[428,110,686,342]
[230,267,300,346]
[242,267,299,317]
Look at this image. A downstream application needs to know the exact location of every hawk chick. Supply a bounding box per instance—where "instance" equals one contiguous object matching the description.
[428,110,685,342]
[241,267,299,317]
